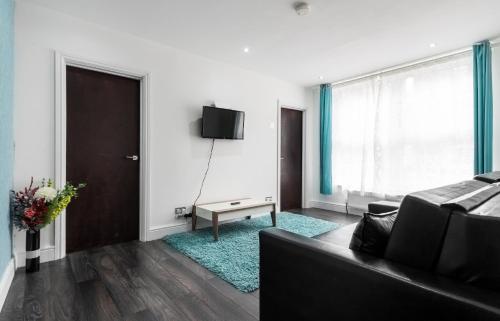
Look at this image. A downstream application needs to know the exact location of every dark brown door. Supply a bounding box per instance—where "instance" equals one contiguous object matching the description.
[66,66,140,253]
[280,108,303,211]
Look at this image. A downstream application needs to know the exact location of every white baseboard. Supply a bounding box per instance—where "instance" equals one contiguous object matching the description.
[148,219,216,241]
[309,200,347,213]
[14,246,55,268]
[0,258,15,313]
[309,200,364,216]
[147,222,191,241]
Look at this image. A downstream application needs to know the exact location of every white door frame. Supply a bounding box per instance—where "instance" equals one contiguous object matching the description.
[54,52,151,259]
[276,103,306,212]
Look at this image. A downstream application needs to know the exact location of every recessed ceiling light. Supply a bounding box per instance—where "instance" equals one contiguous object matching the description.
[319,76,324,80]
[243,47,250,53]
[429,43,436,48]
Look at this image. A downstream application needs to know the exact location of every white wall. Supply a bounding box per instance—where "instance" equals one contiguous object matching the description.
[13,2,308,265]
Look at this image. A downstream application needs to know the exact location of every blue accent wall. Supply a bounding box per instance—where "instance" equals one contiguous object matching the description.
[0,0,14,275]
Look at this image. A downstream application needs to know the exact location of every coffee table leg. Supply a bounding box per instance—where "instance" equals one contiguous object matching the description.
[271,204,276,227]
[212,213,219,241]
[192,206,197,231]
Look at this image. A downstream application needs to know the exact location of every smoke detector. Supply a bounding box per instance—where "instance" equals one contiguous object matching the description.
[294,2,311,16]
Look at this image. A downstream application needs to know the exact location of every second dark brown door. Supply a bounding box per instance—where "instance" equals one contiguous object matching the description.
[66,66,140,253]
[280,108,303,211]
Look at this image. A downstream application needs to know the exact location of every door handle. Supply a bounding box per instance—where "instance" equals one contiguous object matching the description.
[125,155,139,161]
[280,157,285,160]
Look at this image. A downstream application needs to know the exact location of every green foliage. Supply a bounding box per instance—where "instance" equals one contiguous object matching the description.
[41,178,54,188]
[43,182,86,227]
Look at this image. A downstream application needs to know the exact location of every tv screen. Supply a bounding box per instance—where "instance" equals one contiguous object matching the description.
[202,106,245,139]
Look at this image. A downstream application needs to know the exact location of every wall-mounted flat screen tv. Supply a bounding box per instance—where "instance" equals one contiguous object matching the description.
[201,106,245,139]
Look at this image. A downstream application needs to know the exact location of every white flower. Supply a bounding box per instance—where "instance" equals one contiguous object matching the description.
[35,186,57,202]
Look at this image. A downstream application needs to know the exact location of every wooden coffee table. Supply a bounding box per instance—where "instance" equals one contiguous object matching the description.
[192,198,276,240]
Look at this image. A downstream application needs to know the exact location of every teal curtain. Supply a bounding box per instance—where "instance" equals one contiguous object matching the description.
[473,41,493,175]
[320,84,333,194]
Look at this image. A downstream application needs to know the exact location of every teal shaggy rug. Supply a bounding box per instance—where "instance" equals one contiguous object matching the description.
[163,212,339,292]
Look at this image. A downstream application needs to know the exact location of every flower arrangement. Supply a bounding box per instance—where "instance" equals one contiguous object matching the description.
[12,178,85,231]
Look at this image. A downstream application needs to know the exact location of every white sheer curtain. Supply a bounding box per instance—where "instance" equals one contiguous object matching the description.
[332,53,474,196]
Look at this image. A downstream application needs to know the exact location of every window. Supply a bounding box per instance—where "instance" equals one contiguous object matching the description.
[332,53,473,196]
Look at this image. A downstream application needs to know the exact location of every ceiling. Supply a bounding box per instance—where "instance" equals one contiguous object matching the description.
[20,0,500,86]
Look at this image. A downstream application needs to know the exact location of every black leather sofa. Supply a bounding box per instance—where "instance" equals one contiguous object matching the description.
[259,179,500,321]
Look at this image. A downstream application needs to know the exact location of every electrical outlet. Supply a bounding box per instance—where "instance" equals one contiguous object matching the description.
[265,196,273,202]
[175,207,187,217]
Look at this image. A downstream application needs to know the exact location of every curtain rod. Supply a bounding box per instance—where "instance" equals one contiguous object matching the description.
[330,48,470,87]
[330,37,500,88]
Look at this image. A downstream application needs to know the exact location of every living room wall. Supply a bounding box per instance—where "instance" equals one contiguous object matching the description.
[12,2,308,265]
[0,0,14,286]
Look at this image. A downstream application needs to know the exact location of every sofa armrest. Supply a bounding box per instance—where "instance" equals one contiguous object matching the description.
[368,200,400,214]
[259,228,500,321]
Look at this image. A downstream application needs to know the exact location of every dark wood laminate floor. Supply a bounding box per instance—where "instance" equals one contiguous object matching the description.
[0,208,360,321]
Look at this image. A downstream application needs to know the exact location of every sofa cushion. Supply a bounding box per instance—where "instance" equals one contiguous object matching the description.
[436,195,500,291]
[368,201,400,214]
[384,180,489,271]
[349,211,398,257]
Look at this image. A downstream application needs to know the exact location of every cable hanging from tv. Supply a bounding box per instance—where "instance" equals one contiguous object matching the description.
[193,138,215,206]
[191,105,244,212]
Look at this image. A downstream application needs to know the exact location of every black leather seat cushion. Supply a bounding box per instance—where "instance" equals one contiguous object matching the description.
[384,180,489,271]
[349,211,398,257]
[437,196,500,291]
[260,228,500,321]
[368,201,400,214]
